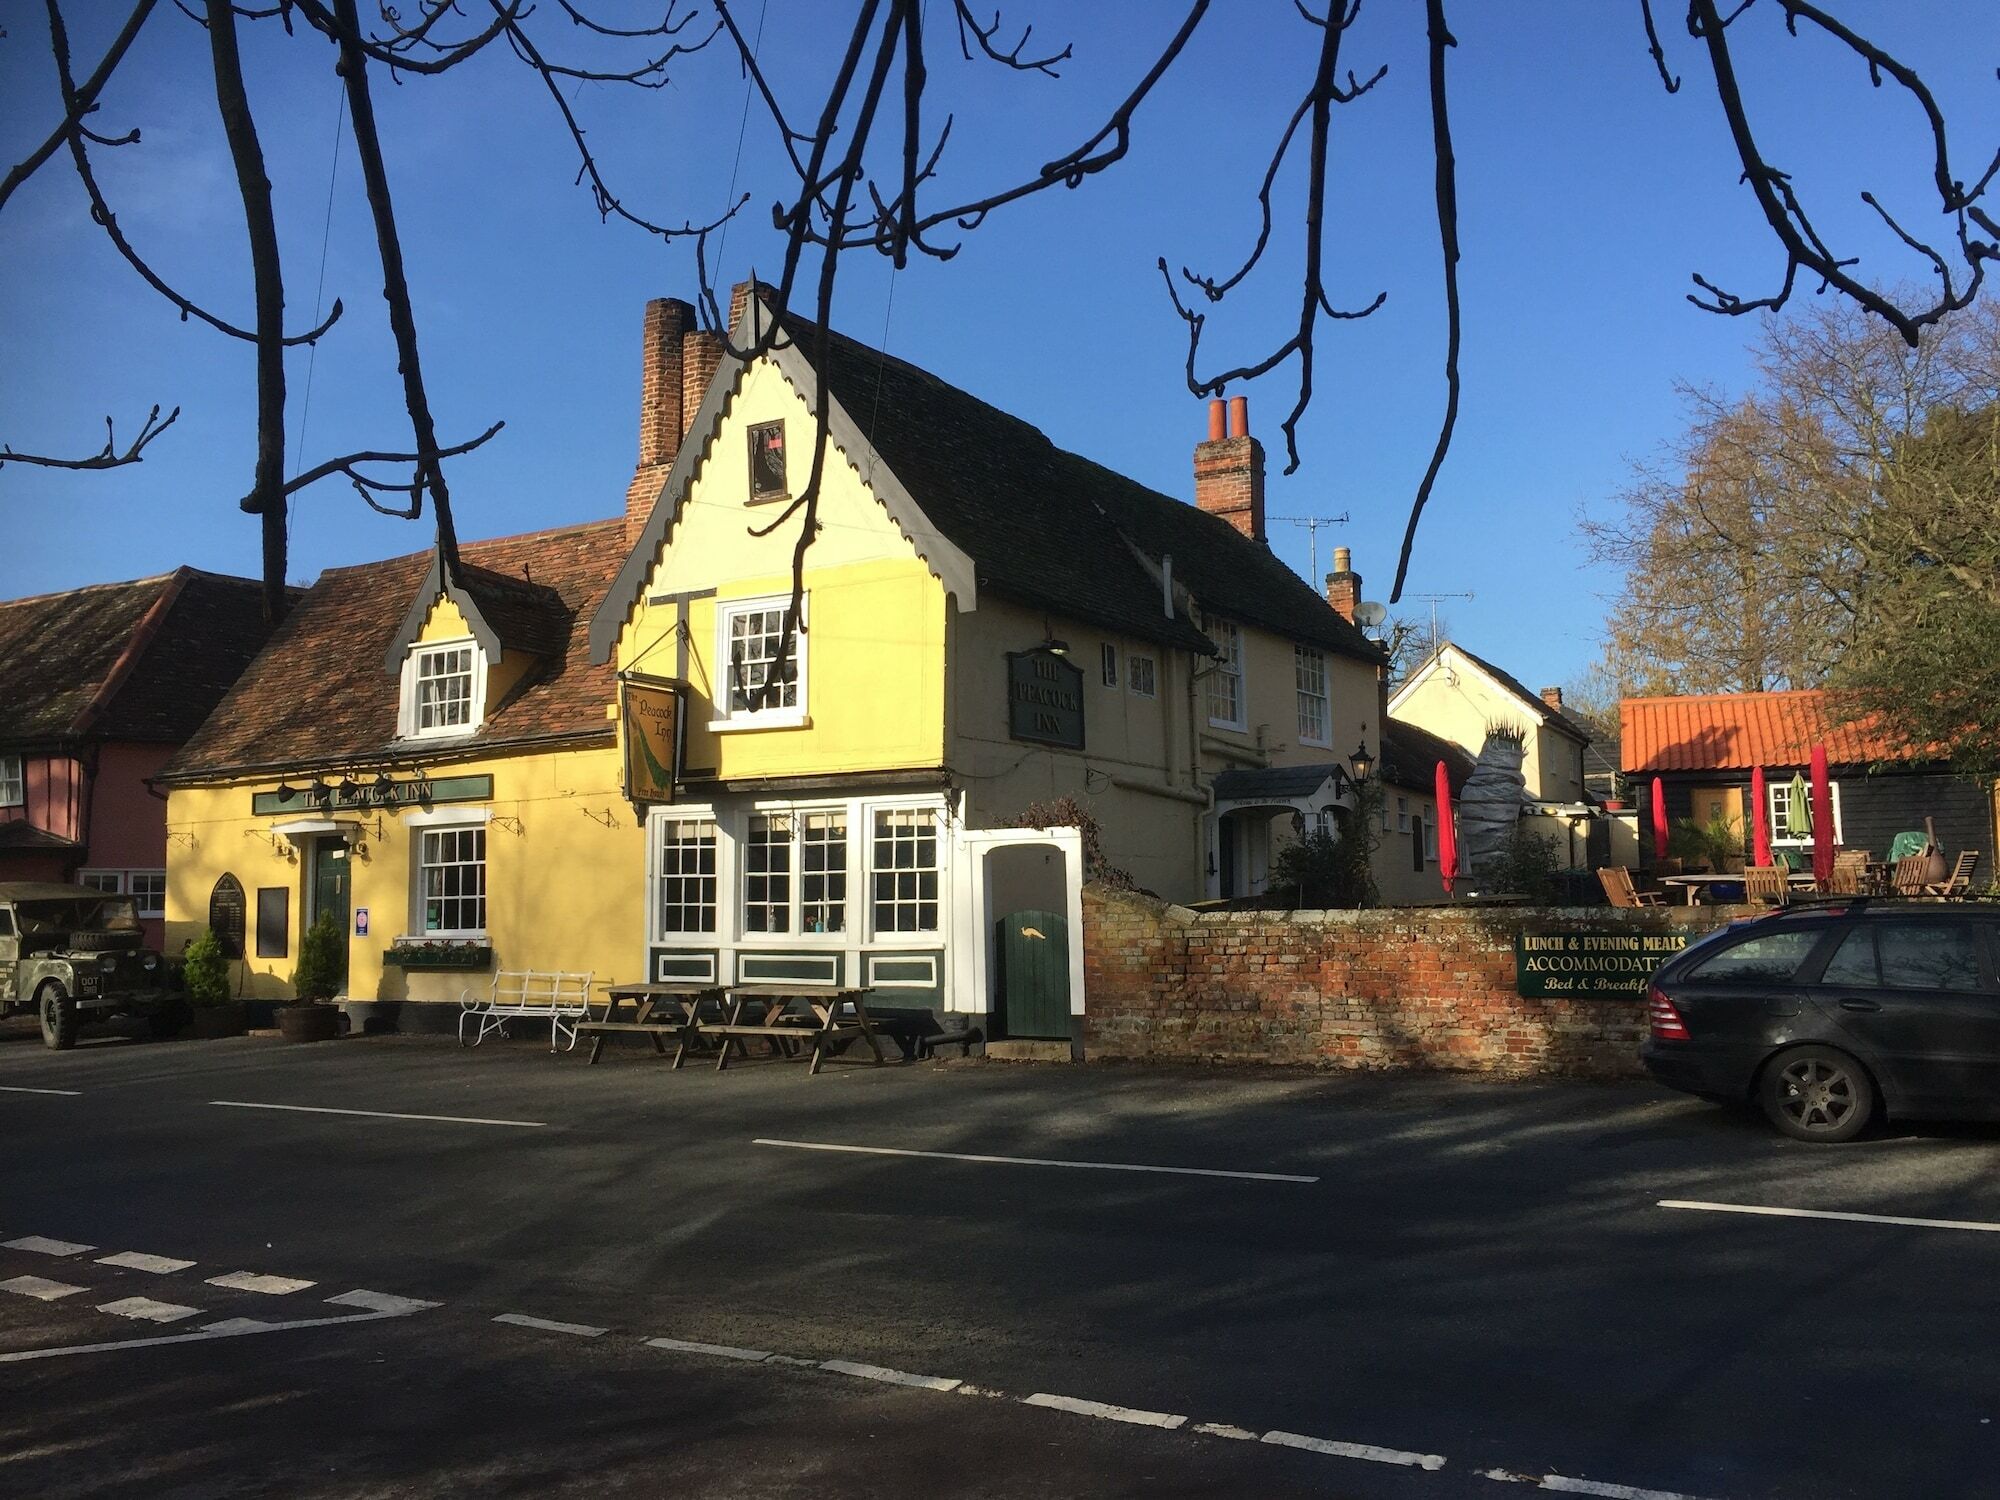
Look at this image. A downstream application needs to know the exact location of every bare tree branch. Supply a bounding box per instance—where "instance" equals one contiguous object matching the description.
[1,0,156,214]
[0,405,180,470]
[244,420,505,507]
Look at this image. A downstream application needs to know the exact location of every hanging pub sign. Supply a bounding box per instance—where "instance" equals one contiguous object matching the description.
[250,772,491,816]
[1514,927,1692,999]
[1006,648,1085,750]
[620,675,685,806]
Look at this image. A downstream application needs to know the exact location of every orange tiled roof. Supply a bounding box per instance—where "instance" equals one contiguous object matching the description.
[1620,690,1909,774]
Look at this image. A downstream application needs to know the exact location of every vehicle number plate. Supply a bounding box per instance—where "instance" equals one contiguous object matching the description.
[78,973,101,994]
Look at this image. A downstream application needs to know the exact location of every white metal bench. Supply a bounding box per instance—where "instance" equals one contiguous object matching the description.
[458,970,596,1052]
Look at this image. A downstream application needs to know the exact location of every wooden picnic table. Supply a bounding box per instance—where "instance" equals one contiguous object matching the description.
[575,981,720,1066]
[703,984,886,1075]
[1660,871,1816,906]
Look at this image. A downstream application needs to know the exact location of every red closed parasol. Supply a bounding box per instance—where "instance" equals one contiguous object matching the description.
[1809,743,1835,885]
[1651,777,1670,867]
[1435,760,1457,896]
[1750,765,1771,867]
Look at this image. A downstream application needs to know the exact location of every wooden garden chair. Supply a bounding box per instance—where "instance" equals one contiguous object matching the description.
[1890,854,1932,897]
[1597,867,1663,909]
[1925,851,1979,898]
[1742,865,1791,907]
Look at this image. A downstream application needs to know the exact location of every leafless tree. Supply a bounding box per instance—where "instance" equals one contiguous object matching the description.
[4,0,1994,635]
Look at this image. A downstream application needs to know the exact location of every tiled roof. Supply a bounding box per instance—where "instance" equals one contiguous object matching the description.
[163,521,624,782]
[1620,690,1909,773]
[1380,720,1477,794]
[786,316,1382,663]
[0,819,81,851]
[0,568,278,748]
[1212,763,1342,802]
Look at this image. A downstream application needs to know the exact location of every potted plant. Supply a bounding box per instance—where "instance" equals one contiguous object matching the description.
[281,910,344,1042]
[182,927,246,1038]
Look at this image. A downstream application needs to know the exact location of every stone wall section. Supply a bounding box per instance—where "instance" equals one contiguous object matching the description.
[1082,886,1746,1079]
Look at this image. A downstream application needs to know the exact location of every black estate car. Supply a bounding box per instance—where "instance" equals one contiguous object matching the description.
[1640,901,2000,1142]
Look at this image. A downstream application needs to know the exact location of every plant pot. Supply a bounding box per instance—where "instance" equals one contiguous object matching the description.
[278,1004,342,1043]
[188,1002,248,1039]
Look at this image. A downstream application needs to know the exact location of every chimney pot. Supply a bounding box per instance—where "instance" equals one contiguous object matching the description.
[1541,686,1565,710]
[1206,399,1226,443]
[1226,395,1249,439]
[1332,545,1352,574]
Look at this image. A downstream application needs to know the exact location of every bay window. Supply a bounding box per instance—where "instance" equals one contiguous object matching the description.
[872,808,940,933]
[657,816,717,933]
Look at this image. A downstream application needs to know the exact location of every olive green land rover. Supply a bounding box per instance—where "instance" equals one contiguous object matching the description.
[0,882,177,1049]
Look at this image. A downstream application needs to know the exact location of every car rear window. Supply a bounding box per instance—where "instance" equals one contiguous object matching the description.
[1818,928,1879,987]
[1688,929,1823,983]
[1877,923,1985,993]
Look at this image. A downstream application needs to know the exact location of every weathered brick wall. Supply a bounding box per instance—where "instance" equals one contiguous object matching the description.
[1082,886,1745,1078]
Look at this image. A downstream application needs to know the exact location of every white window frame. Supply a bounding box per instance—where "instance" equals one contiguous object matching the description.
[0,754,22,807]
[78,870,124,894]
[76,868,167,917]
[1767,780,1845,846]
[1207,618,1245,730]
[1100,642,1119,688]
[867,804,943,937]
[1127,653,1156,699]
[1294,645,1329,747]
[656,813,720,936]
[414,821,488,939]
[1396,796,1411,834]
[712,592,809,731]
[397,637,486,740]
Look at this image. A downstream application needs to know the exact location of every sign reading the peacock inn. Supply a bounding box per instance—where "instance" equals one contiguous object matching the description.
[620,676,684,806]
[1006,649,1084,750]
[1514,928,1691,999]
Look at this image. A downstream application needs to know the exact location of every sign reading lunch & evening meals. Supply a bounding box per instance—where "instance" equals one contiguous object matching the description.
[1006,649,1084,750]
[1514,928,1692,999]
[620,675,684,806]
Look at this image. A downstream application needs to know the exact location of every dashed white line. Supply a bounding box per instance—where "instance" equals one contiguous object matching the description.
[97,1296,201,1324]
[0,1304,432,1363]
[97,1251,196,1274]
[644,1336,771,1362]
[4,1235,95,1257]
[1479,1471,1715,1500]
[1022,1393,1186,1429]
[493,1312,607,1337]
[753,1137,1318,1184]
[207,1271,315,1296]
[1262,1429,1447,1470]
[0,1085,81,1096]
[1659,1198,2000,1234]
[326,1289,441,1315]
[821,1359,963,1392]
[211,1100,548,1129]
[1191,1421,1259,1441]
[0,1275,85,1301]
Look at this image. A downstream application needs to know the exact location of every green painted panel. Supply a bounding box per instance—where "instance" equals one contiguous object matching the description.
[739,952,843,985]
[252,774,493,816]
[652,949,718,982]
[998,909,1069,1039]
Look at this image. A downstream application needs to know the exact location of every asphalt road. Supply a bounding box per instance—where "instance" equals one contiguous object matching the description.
[4,1019,1998,1499]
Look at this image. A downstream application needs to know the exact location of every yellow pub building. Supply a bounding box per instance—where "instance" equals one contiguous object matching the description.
[160,287,1424,1044]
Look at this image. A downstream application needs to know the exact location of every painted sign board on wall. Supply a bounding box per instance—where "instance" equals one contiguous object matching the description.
[1514,928,1691,999]
[620,675,684,806]
[1005,649,1084,750]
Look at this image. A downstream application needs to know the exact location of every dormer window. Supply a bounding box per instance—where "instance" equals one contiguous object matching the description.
[400,638,487,738]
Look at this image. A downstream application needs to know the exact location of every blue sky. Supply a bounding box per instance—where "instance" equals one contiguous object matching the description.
[4,2,1995,695]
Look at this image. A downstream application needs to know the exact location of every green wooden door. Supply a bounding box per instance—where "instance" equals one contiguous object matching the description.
[310,838,352,986]
[997,908,1069,1039]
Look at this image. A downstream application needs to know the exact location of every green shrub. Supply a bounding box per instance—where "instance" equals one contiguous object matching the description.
[292,911,344,1002]
[182,927,232,1006]
[1488,827,1564,903]
[1272,784,1380,909]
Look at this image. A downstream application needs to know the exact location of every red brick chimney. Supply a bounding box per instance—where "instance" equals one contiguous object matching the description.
[1324,545,1361,624]
[1193,396,1266,543]
[625,297,693,546]
[1541,686,1564,711]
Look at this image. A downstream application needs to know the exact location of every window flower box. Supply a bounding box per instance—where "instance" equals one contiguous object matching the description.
[385,939,492,971]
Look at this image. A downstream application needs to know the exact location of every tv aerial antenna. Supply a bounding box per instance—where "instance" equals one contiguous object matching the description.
[1268,511,1349,582]
[1404,591,1475,654]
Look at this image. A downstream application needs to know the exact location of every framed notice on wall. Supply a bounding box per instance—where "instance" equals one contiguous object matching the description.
[619,675,684,807]
[256,888,289,958]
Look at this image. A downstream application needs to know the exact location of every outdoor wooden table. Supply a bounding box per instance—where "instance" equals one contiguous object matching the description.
[1660,872,1816,906]
[575,981,720,1066]
[702,984,885,1075]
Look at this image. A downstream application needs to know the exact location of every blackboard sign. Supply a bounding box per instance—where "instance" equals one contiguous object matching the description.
[256,887,289,958]
[1515,928,1691,999]
[1006,649,1084,749]
[209,874,246,960]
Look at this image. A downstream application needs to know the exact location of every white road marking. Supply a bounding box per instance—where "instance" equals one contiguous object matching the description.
[207,1272,314,1295]
[4,1236,94,1257]
[645,1336,771,1362]
[1659,1198,2000,1234]
[202,1318,277,1334]
[0,1304,431,1363]
[97,1251,196,1274]
[211,1099,547,1129]
[764,1354,820,1368]
[753,1137,1318,1184]
[326,1290,440,1315]
[1022,1393,1185,1428]
[493,1313,607,1337]
[1192,1422,1259,1441]
[1262,1429,1447,1470]
[1477,1471,1715,1500]
[97,1296,200,1324]
[0,1085,81,1096]
[1,1275,85,1301]
[821,1358,962,1392]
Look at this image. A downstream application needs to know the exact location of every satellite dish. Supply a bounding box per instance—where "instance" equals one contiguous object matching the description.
[1353,600,1387,628]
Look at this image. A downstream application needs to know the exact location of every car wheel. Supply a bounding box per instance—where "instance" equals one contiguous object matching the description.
[38,981,79,1052]
[1759,1045,1874,1143]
